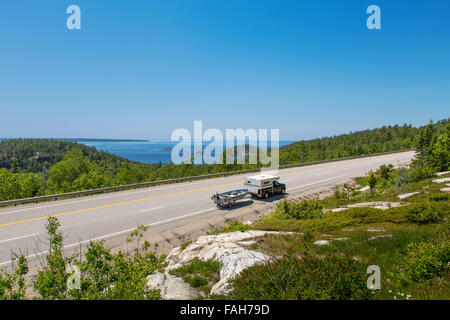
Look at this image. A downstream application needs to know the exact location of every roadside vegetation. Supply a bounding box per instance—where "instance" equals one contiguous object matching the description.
[1,119,447,201]
[223,125,449,299]
[0,219,166,300]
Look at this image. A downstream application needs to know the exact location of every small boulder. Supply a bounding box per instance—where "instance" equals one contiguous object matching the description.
[358,185,370,192]
[366,228,386,232]
[369,235,393,241]
[333,237,349,241]
[314,240,331,246]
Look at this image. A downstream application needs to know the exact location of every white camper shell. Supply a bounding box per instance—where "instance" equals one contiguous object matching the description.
[244,174,280,198]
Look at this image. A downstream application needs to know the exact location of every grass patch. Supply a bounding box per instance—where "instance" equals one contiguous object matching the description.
[180,240,193,251]
[256,201,449,233]
[168,258,221,293]
[208,221,253,235]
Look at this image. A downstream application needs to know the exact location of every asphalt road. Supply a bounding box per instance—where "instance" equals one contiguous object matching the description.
[0,151,415,267]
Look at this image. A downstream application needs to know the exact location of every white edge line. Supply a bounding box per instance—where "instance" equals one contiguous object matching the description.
[0,233,40,245]
[0,207,217,267]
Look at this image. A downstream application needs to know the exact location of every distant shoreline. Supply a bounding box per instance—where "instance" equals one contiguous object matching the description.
[61,138,149,142]
[0,138,149,142]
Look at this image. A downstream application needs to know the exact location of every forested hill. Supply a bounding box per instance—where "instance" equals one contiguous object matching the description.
[279,119,449,164]
[0,139,135,173]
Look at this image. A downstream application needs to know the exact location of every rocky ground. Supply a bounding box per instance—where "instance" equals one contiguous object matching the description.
[147,230,288,299]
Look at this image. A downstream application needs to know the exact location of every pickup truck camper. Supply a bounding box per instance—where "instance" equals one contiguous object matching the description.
[244,174,286,199]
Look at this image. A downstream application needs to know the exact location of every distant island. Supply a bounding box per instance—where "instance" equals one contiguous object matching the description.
[0,138,149,142]
[58,138,149,142]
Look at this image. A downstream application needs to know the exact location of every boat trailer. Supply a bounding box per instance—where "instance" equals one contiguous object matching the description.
[211,189,249,208]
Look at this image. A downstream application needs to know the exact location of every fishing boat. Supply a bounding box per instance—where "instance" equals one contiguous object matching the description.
[211,189,249,208]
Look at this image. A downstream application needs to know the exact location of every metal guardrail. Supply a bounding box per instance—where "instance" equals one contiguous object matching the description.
[0,150,411,207]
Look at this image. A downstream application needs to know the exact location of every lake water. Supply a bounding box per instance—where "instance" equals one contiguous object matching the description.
[79,140,295,164]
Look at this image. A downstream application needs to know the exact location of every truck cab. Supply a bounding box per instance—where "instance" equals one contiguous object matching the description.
[244,174,286,199]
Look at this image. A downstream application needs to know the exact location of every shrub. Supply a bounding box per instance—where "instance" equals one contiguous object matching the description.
[377,164,394,180]
[276,199,323,220]
[34,217,70,300]
[367,171,377,191]
[0,256,28,300]
[397,241,449,283]
[407,166,436,183]
[229,254,373,300]
[429,194,449,202]
[405,203,441,224]
[33,217,165,300]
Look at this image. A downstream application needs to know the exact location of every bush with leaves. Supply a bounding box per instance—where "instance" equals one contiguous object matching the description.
[275,199,323,220]
[0,256,28,300]
[405,202,443,224]
[396,241,449,283]
[229,253,374,300]
[430,128,449,171]
[34,216,72,299]
[367,171,377,192]
[73,242,164,300]
[32,217,165,300]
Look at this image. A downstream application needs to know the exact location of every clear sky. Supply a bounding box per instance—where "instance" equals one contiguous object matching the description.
[0,0,449,140]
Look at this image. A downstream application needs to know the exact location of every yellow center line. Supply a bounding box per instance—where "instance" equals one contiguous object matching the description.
[0,181,240,228]
[0,165,336,229]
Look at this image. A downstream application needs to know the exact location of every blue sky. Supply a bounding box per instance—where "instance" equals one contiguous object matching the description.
[0,0,449,140]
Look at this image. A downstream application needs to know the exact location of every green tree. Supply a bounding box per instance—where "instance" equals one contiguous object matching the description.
[46,149,90,193]
[0,168,20,200]
[415,121,436,167]
[430,127,449,171]
[368,170,377,193]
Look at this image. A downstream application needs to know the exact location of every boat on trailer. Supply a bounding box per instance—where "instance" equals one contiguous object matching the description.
[211,189,249,208]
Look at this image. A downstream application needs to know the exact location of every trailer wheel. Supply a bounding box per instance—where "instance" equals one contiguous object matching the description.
[264,192,269,199]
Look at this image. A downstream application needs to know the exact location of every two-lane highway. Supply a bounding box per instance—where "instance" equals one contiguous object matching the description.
[0,151,415,267]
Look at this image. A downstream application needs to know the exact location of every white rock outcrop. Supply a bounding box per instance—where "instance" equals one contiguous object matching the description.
[323,201,406,213]
[358,185,370,192]
[433,177,450,184]
[369,235,393,241]
[324,207,349,213]
[314,240,330,246]
[147,231,287,298]
[346,202,404,210]
[397,191,420,200]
